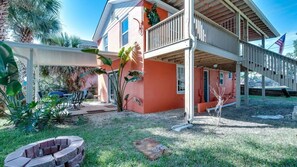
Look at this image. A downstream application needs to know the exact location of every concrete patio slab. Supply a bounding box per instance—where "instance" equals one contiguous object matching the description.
[68,102,116,116]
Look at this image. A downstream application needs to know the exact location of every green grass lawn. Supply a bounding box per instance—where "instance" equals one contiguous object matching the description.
[1,96,297,166]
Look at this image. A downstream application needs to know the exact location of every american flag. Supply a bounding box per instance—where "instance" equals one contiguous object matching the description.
[275,34,286,55]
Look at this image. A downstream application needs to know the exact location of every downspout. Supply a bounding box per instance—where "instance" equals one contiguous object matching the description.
[187,0,197,123]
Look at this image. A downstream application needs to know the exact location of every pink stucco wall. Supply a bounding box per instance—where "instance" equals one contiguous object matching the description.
[97,0,236,113]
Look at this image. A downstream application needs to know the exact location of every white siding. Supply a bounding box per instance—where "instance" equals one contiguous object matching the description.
[100,0,140,38]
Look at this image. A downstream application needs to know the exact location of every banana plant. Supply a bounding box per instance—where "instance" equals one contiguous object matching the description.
[82,45,143,112]
[0,42,22,115]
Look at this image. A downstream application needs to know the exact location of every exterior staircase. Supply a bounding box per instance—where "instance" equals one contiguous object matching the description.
[241,41,297,91]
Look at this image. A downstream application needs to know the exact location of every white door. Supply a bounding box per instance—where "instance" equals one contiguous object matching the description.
[108,72,118,104]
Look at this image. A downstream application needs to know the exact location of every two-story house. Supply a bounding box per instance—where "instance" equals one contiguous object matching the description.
[93,0,295,123]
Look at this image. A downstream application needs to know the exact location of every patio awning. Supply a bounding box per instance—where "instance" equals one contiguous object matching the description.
[4,41,118,103]
[5,41,118,67]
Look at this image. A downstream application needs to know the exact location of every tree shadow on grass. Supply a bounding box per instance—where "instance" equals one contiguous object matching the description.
[2,109,297,167]
[197,97,297,129]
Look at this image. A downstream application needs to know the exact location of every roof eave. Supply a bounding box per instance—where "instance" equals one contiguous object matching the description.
[92,0,138,42]
[244,0,280,38]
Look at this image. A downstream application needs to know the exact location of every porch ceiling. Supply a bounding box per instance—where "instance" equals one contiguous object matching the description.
[162,0,279,40]
[148,49,236,72]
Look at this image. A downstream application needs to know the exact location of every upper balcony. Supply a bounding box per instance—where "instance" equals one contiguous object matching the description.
[144,0,280,71]
[146,10,239,55]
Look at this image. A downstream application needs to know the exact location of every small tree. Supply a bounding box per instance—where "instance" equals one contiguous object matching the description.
[82,45,143,112]
[210,85,231,126]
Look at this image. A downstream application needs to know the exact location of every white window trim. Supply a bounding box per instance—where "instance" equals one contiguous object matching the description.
[176,64,185,94]
[103,35,108,51]
[220,72,224,85]
[121,16,129,47]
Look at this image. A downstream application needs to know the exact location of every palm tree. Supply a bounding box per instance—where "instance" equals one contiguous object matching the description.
[44,32,81,48]
[0,0,9,41]
[8,0,61,43]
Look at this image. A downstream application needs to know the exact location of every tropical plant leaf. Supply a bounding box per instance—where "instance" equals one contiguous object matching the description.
[98,56,112,66]
[81,48,100,55]
[82,48,112,66]
[125,70,143,83]
[0,76,8,85]
[93,68,107,75]
[6,80,22,96]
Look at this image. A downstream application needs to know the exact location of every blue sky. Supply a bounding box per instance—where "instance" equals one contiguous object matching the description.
[60,0,107,41]
[60,0,297,54]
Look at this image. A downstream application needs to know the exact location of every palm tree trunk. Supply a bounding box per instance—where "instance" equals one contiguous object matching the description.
[0,0,9,41]
[117,92,123,112]
[20,27,34,43]
[0,0,8,113]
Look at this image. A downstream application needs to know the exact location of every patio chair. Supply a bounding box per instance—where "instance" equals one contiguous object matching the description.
[78,89,88,108]
[68,91,84,110]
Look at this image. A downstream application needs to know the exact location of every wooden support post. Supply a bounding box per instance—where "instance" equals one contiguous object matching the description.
[236,62,241,108]
[184,0,195,123]
[262,75,265,98]
[261,35,266,99]
[235,12,241,108]
[244,68,249,105]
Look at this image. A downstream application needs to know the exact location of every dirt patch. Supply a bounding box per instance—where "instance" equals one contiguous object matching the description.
[134,138,170,160]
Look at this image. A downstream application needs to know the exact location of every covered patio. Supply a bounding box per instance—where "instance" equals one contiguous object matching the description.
[4,41,118,103]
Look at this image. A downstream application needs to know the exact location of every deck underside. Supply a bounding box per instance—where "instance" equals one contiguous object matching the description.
[148,49,237,72]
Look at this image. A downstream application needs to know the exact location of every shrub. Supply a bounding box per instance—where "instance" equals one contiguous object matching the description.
[9,95,70,132]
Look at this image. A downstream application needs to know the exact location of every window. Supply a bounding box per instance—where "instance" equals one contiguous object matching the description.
[177,65,185,94]
[103,35,108,51]
[121,17,129,46]
[220,72,224,85]
[228,72,233,79]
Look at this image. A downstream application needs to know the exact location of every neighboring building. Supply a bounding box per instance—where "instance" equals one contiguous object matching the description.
[93,0,292,116]
[78,40,97,49]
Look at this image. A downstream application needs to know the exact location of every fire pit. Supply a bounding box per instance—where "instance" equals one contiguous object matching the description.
[4,136,85,167]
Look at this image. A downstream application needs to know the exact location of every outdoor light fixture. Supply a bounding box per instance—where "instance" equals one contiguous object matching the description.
[213,64,218,68]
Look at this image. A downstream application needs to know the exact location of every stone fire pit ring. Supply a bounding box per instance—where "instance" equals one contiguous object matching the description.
[4,136,85,167]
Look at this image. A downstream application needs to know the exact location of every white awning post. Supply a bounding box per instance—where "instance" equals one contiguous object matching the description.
[34,64,40,101]
[26,48,34,103]
[184,0,195,123]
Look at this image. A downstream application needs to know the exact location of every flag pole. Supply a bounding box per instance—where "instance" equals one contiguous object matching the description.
[267,43,275,50]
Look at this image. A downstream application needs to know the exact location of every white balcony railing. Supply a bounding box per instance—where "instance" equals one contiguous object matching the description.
[146,10,240,56]
[194,11,239,55]
[146,10,184,51]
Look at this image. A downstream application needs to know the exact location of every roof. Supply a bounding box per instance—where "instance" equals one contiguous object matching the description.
[92,0,138,42]
[162,0,279,40]
[4,41,118,67]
